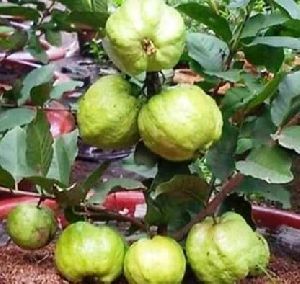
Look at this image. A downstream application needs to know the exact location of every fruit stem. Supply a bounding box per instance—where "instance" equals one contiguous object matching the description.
[144,72,162,98]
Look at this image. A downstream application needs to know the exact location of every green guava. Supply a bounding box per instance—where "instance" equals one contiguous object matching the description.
[124,235,186,284]
[186,212,270,283]
[248,232,270,276]
[77,74,141,149]
[55,222,126,283]
[6,203,57,250]
[104,0,186,75]
[138,84,223,161]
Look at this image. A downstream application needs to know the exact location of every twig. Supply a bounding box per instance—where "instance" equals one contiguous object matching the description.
[85,204,148,233]
[172,173,244,241]
[0,187,54,199]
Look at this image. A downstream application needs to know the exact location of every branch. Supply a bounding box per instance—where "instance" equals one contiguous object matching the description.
[172,173,244,241]
[0,186,55,199]
[85,204,148,233]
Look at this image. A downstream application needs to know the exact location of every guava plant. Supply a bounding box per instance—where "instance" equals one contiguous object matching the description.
[0,0,300,282]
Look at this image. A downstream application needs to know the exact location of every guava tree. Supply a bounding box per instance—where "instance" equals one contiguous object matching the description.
[0,0,299,282]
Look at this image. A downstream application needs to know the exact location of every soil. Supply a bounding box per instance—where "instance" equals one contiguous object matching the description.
[0,241,299,284]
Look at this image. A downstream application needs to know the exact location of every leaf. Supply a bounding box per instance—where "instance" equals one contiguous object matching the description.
[45,29,61,46]
[187,33,230,72]
[244,45,284,73]
[153,175,209,203]
[245,71,286,112]
[248,36,300,49]
[19,64,55,105]
[236,176,291,209]
[0,108,35,132]
[30,82,53,106]
[273,126,300,154]
[47,130,78,185]
[273,0,300,20]
[53,183,85,207]
[229,0,250,8]
[50,81,83,100]
[26,110,53,176]
[87,178,146,205]
[58,0,107,11]
[0,166,14,188]
[236,145,293,184]
[68,11,109,29]
[26,33,48,64]
[176,3,232,41]
[134,142,158,168]
[206,123,238,181]
[241,12,289,38]
[0,3,39,21]
[0,29,27,51]
[271,71,300,126]
[0,127,35,182]
[204,70,242,83]
[91,0,108,11]
[28,176,64,193]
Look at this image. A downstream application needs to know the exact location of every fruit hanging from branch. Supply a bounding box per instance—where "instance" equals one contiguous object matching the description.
[138,84,223,161]
[104,0,186,75]
[77,74,141,149]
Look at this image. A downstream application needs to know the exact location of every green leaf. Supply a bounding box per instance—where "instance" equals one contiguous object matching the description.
[271,71,300,126]
[0,108,35,132]
[47,130,78,185]
[28,176,64,193]
[26,33,48,64]
[45,29,62,46]
[68,11,109,29]
[0,3,39,21]
[273,0,300,20]
[0,166,14,188]
[204,70,242,83]
[58,0,107,11]
[26,110,54,176]
[244,45,284,73]
[153,175,209,203]
[134,142,158,168]
[236,145,293,184]
[236,176,291,209]
[273,126,300,154]
[0,29,27,51]
[87,178,146,205]
[19,64,55,105]
[30,82,53,106]
[0,127,35,182]
[248,36,300,49]
[245,71,286,112]
[50,81,83,100]
[229,0,250,8]
[176,3,232,41]
[187,33,229,72]
[206,123,238,181]
[241,12,289,38]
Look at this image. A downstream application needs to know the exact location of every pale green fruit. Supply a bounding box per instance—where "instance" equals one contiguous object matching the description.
[138,85,223,161]
[104,0,186,75]
[248,233,270,276]
[55,222,126,283]
[77,75,141,149]
[186,212,269,284]
[124,235,186,284]
[6,203,57,250]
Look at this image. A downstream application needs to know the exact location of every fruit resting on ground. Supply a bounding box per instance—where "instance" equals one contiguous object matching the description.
[104,0,186,75]
[185,212,270,284]
[6,203,57,250]
[55,222,126,283]
[77,75,141,149]
[124,235,186,284]
[138,85,223,161]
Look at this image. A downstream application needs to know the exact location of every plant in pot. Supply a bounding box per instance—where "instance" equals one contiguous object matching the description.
[0,0,299,283]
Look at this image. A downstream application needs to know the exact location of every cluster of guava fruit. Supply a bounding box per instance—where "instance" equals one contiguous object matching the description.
[77,0,223,162]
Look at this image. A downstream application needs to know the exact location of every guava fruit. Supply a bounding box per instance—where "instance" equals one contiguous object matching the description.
[6,203,57,250]
[248,232,270,276]
[138,84,223,161]
[104,0,186,75]
[186,212,270,283]
[77,75,141,149]
[124,235,186,284]
[55,222,126,283]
